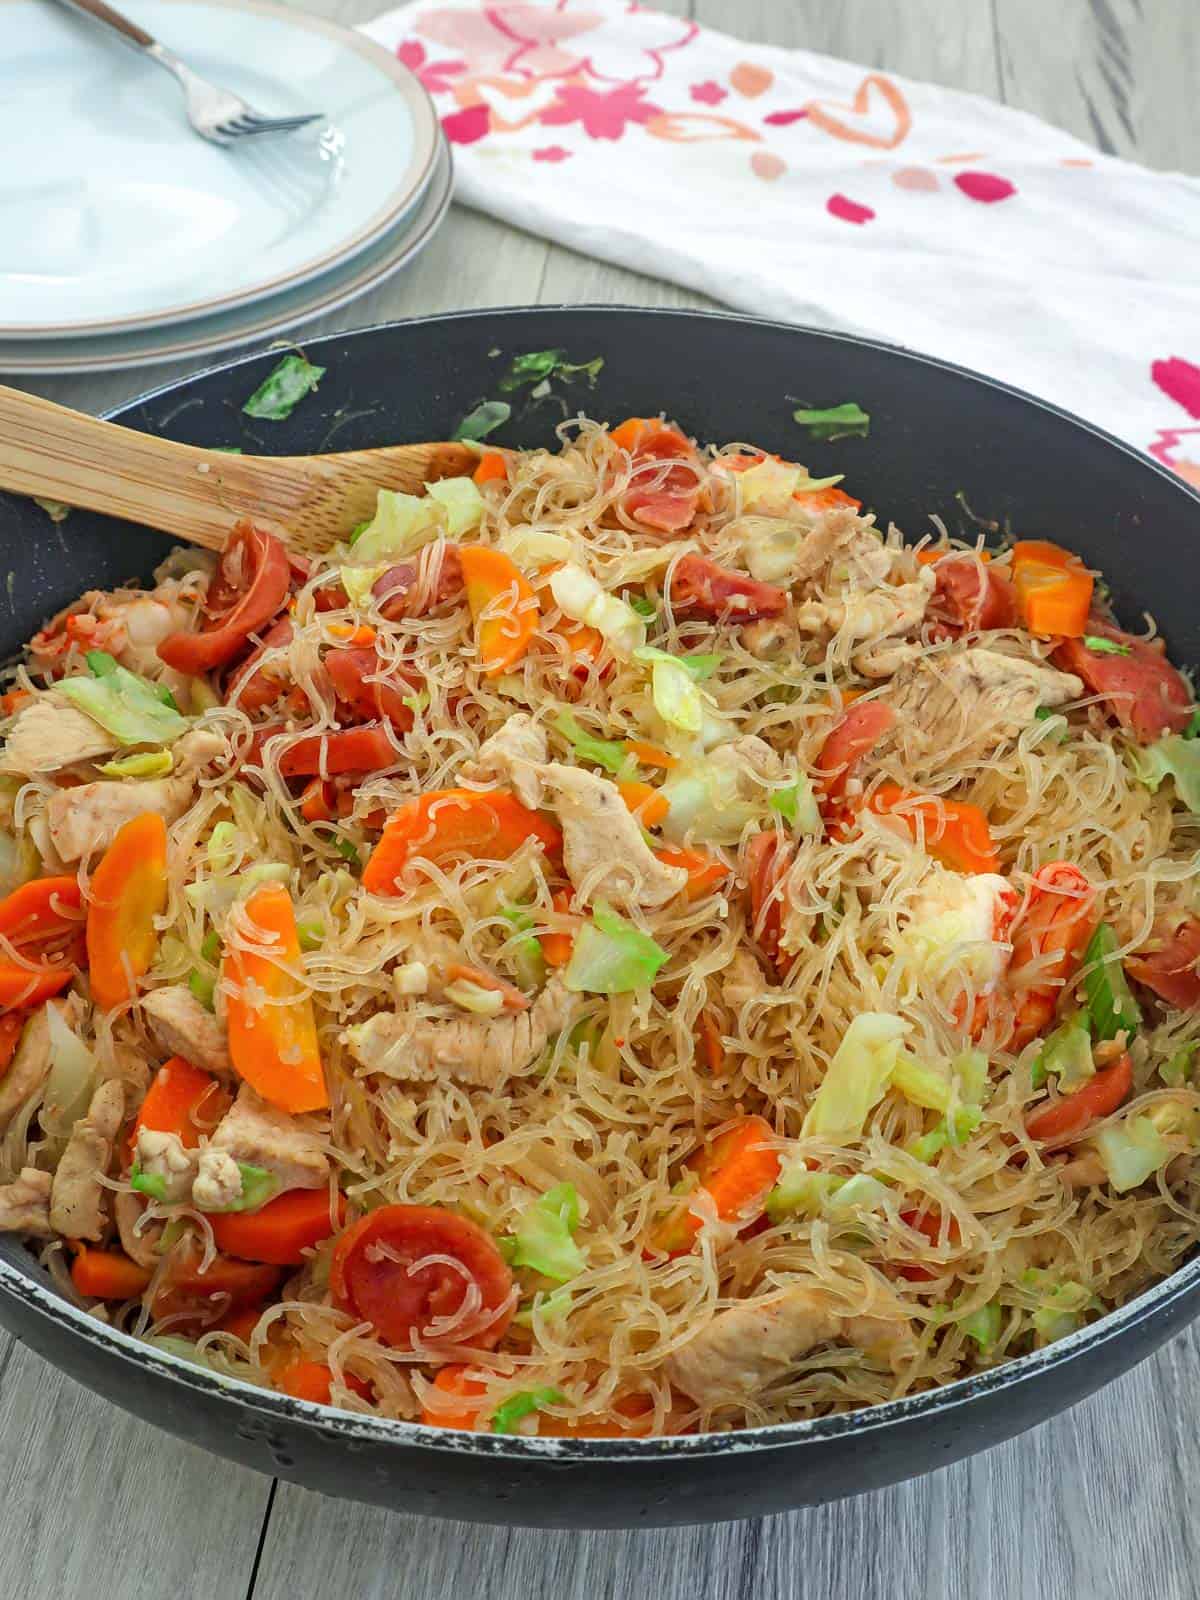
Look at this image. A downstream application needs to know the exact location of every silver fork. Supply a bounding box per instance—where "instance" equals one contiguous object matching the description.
[52,0,325,147]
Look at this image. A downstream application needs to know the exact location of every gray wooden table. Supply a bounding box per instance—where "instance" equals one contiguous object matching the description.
[4,2,1198,1595]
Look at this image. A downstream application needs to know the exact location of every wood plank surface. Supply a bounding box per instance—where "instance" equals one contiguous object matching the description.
[2,2,1198,1597]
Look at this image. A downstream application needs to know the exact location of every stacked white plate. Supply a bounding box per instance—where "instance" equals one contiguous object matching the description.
[0,0,451,373]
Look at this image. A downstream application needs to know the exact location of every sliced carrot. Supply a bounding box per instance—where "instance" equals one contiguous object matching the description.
[130,1057,227,1157]
[86,812,168,1011]
[363,789,561,896]
[472,451,509,486]
[0,963,74,1009]
[610,417,652,453]
[793,486,861,513]
[209,1189,345,1265]
[698,1009,725,1073]
[617,779,669,829]
[1026,1052,1133,1146]
[1011,540,1093,637]
[421,1363,490,1429]
[71,1248,152,1300]
[216,1306,267,1345]
[649,1115,780,1257]
[866,784,1000,875]
[539,887,577,969]
[459,546,539,677]
[224,883,327,1114]
[276,1358,372,1405]
[0,876,84,951]
[325,622,377,646]
[626,739,677,771]
[1008,862,1100,1049]
[444,962,530,1012]
[153,1253,283,1319]
[655,844,728,902]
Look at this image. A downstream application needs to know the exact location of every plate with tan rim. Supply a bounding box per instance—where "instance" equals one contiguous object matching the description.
[0,135,452,373]
[0,0,440,339]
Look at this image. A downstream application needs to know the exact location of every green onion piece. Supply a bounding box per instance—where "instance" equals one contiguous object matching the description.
[498,348,567,392]
[242,354,325,421]
[1034,706,1056,721]
[957,1299,1002,1351]
[563,900,668,995]
[348,520,371,545]
[188,968,216,1011]
[511,1182,587,1282]
[554,711,630,777]
[211,446,243,455]
[491,1387,565,1435]
[452,400,511,442]
[496,1234,518,1265]
[768,777,821,834]
[336,839,361,867]
[86,650,118,678]
[200,928,220,965]
[130,1162,168,1203]
[98,749,173,779]
[1082,923,1141,1042]
[1082,636,1132,656]
[626,594,656,619]
[154,683,180,712]
[199,1163,280,1215]
[793,401,870,441]
[1184,709,1200,740]
[296,920,325,953]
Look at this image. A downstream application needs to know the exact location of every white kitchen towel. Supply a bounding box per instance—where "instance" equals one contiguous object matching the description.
[362,0,1200,484]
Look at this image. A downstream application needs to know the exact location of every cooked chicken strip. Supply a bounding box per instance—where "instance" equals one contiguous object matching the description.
[141,986,232,1079]
[795,572,935,646]
[46,776,194,863]
[0,1167,53,1237]
[344,975,581,1088]
[535,762,687,907]
[49,1077,126,1242]
[459,714,548,810]
[882,645,1083,776]
[0,696,120,774]
[193,1084,328,1210]
[665,1283,916,1405]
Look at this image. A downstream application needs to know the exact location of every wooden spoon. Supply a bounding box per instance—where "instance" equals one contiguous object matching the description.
[0,384,478,562]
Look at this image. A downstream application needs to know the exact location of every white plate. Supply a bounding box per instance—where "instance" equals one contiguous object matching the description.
[0,0,439,338]
[0,136,453,373]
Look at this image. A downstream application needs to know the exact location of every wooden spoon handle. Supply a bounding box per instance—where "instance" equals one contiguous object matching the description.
[0,384,249,553]
[0,384,478,559]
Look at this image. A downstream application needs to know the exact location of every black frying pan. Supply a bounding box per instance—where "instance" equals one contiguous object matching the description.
[0,308,1196,1529]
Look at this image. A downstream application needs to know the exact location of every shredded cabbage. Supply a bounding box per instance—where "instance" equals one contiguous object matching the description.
[59,666,190,746]
[510,1182,587,1282]
[98,750,174,779]
[350,491,440,563]
[801,1014,908,1140]
[548,565,645,659]
[1130,735,1200,813]
[563,900,668,994]
[1094,1114,1171,1192]
[425,477,484,538]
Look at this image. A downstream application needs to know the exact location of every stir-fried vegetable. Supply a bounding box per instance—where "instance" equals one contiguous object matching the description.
[224,883,327,1114]
[59,663,189,745]
[453,400,511,442]
[363,790,561,895]
[792,402,870,441]
[508,1183,587,1282]
[87,812,169,1010]
[1011,540,1093,637]
[801,1014,909,1139]
[651,1115,780,1255]
[241,353,325,420]
[548,565,646,659]
[1129,734,1200,813]
[563,900,668,995]
[460,546,539,677]
[1081,923,1142,1041]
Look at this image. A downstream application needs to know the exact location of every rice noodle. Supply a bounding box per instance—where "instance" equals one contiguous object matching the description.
[1,415,1197,1434]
